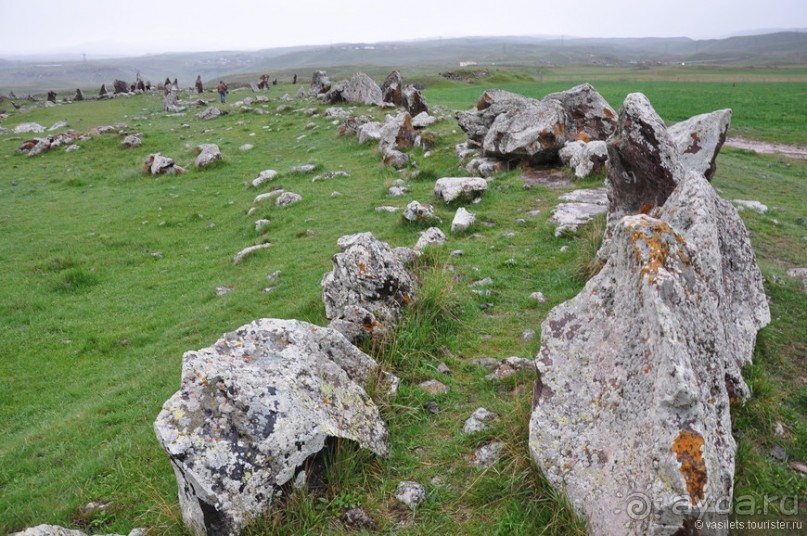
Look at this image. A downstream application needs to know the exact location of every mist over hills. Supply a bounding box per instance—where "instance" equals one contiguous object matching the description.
[1,31,805,93]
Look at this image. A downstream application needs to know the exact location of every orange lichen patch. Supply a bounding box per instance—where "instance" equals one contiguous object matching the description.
[627,218,689,284]
[672,430,707,504]
[357,261,368,276]
[577,132,591,143]
[638,202,654,215]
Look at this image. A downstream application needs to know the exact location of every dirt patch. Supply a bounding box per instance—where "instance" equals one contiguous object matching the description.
[521,166,575,188]
[724,137,807,160]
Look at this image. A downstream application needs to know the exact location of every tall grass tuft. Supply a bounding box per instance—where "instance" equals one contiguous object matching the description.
[571,213,606,283]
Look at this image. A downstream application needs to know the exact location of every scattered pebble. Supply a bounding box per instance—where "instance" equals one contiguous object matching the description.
[419,379,449,395]
[395,481,427,510]
[472,441,505,468]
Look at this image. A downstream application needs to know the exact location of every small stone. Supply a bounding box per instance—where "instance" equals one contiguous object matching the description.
[774,421,787,438]
[239,144,254,151]
[437,363,451,375]
[521,329,536,343]
[560,245,570,253]
[771,445,788,461]
[733,199,768,214]
[255,219,271,231]
[470,277,494,287]
[505,258,517,266]
[376,206,399,213]
[382,372,401,398]
[216,286,234,296]
[395,481,427,510]
[472,441,505,468]
[341,508,377,530]
[450,250,464,257]
[529,292,547,303]
[418,379,449,395]
[790,462,807,474]
[151,251,163,259]
[424,401,439,414]
[462,407,498,434]
[293,471,307,490]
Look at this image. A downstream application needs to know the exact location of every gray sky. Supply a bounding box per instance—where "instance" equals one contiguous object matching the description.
[1,0,805,57]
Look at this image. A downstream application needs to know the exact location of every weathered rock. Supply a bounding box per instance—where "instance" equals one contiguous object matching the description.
[154,318,389,536]
[559,140,608,178]
[411,111,436,128]
[321,80,346,104]
[343,72,382,105]
[122,134,142,148]
[787,267,807,293]
[144,153,183,175]
[275,192,302,207]
[529,171,770,535]
[341,507,377,530]
[74,88,84,101]
[414,227,446,252]
[558,187,609,206]
[551,202,606,236]
[472,441,505,468]
[290,164,316,174]
[543,83,617,142]
[395,481,426,510]
[418,379,449,395]
[196,106,222,120]
[310,70,331,96]
[462,407,498,434]
[668,109,731,181]
[464,156,503,178]
[606,93,685,221]
[113,79,128,94]
[322,232,417,342]
[13,122,45,134]
[195,144,222,168]
[733,199,768,214]
[381,70,403,105]
[402,84,428,116]
[232,243,272,264]
[482,97,567,163]
[379,112,418,150]
[434,176,488,204]
[357,121,383,144]
[383,148,410,169]
[254,190,285,203]
[312,171,350,182]
[99,84,108,97]
[403,200,439,223]
[451,207,476,233]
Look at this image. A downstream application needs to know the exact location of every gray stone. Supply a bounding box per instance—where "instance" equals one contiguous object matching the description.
[48,121,68,131]
[155,318,388,536]
[290,164,316,174]
[462,407,498,434]
[414,227,446,252]
[381,70,403,106]
[472,441,505,468]
[521,328,536,343]
[239,144,254,152]
[343,72,382,105]
[528,292,546,303]
[412,111,436,128]
[668,109,731,181]
[403,200,439,223]
[14,122,45,133]
[341,507,377,530]
[733,199,768,214]
[232,243,272,264]
[383,148,410,169]
[310,70,331,96]
[787,267,807,293]
[402,84,429,116]
[388,185,408,197]
[357,121,383,144]
[464,156,503,178]
[275,192,302,207]
[558,140,608,178]
[451,207,476,233]
[558,188,609,206]
[395,481,426,510]
[434,176,488,203]
[550,202,608,236]
[529,171,770,535]
[145,153,184,175]
[255,219,271,231]
[195,144,222,168]
[10,526,145,536]
[481,98,567,163]
[312,171,350,182]
[469,357,500,370]
[196,106,222,120]
[252,169,278,188]
[418,379,449,395]
[254,190,285,203]
[378,112,417,150]
[543,83,617,142]
[122,134,142,148]
[322,232,417,342]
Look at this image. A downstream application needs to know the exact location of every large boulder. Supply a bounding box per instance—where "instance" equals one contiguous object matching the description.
[310,70,331,96]
[195,144,222,168]
[668,109,731,181]
[529,174,769,534]
[379,112,418,150]
[322,233,417,341]
[113,79,128,94]
[481,97,567,163]
[154,318,389,536]
[402,85,428,116]
[343,72,382,105]
[381,70,403,106]
[543,83,617,142]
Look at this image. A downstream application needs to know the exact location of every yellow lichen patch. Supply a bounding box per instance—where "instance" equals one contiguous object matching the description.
[577,132,591,142]
[627,218,689,284]
[672,430,707,504]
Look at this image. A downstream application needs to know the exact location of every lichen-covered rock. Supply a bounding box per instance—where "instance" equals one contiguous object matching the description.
[13,122,45,134]
[481,97,567,163]
[144,153,184,175]
[402,84,428,116]
[549,202,607,236]
[414,226,446,251]
[529,171,769,535]
[195,144,221,168]
[462,407,497,434]
[411,111,436,129]
[395,481,426,510]
[322,232,417,341]
[196,106,222,120]
[252,169,278,188]
[121,134,142,148]
[464,156,503,178]
[434,176,488,203]
[154,318,389,536]
[383,148,409,169]
[379,112,417,150]
[668,109,731,181]
[275,192,302,207]
[381,70,403,106]
[310,70,331,96]
[403,200,440,223]
[451,207,476,233]
[10,525,145,536]
[543,83,617,142]
[343,72,382,105]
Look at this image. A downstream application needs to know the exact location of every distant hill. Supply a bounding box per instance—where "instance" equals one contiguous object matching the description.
[1,32,806,94]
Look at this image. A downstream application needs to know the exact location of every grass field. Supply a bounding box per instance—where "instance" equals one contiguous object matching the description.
[0,68,804,535]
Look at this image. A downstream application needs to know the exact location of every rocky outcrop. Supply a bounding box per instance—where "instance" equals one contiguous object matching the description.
[530,92,769,533]
[321,233,417,342]
[343,72,382,105]
[668,109,731,181]
[155,318,389,536]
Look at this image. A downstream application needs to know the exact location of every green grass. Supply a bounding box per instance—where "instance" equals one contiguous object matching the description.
[0,68,805,535]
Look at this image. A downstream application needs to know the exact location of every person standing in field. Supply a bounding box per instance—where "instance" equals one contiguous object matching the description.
[217,80,228,103]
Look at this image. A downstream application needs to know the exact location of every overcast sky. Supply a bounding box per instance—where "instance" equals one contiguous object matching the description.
[1,0,805,57]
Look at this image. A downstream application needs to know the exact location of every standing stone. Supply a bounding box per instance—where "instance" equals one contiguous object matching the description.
[668,109,732,181]
[99,84,108,97]
[310,70,331,96]
[402,85,428,116]
[381,70,403,106]
[74,88,84,101]
[343,72,382,105]
[154,318,389,536]
[195,75,204,94]
[543,83,617,142]
[113,79,128,94]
